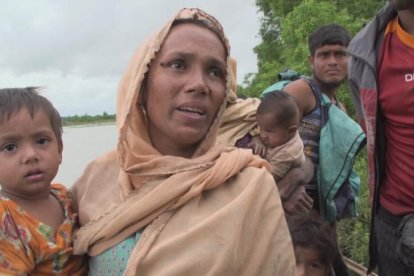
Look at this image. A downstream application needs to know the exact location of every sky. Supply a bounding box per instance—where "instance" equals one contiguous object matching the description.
[0,0,262,116]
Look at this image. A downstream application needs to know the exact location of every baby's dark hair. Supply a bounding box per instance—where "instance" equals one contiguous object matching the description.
[308,24,351,56]
[287,214,338,265]
[257,91,299,128]
[0,87,63,150]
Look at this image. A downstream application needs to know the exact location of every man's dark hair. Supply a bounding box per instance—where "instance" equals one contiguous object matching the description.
[257,90,299,128]
[287,214,338,265]
[308,24,351,56]
[0,87,63,151]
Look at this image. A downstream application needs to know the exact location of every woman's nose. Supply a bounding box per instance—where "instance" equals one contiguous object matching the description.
[187,68,209,95]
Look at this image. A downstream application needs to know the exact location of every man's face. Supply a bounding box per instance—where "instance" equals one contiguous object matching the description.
[309,44,348,87]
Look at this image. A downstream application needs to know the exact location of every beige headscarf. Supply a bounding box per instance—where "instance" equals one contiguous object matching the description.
[72,8,295,275]
[216,58,261,146]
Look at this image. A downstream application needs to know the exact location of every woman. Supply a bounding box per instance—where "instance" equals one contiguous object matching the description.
[72,8,296,275]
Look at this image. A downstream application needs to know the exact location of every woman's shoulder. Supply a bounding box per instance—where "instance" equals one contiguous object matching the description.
[70,150,121,215]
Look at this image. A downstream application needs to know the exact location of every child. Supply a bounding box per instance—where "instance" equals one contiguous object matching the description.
[287,214,338,276]
[0,88,86,275]
[249,91,305,181]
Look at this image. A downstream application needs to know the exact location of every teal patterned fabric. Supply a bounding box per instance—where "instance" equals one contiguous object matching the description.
[88,229,143,276]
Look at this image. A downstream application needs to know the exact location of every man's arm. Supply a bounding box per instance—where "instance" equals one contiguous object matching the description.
[284,78,316,119]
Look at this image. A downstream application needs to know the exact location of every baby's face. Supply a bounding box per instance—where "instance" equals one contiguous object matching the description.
[257,113,291,148]
[0,108,62,200]
[294,246,330,276]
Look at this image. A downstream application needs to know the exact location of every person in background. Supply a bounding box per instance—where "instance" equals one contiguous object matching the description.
[284,24,352,214]
[71,8,296,275]
[283,24,365,276]
[0,88,86,275]
[287,214,337,276]
[348,1,414,274]
[248,90,305,182]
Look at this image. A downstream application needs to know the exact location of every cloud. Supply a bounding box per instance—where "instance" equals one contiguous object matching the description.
[0,0,261,116]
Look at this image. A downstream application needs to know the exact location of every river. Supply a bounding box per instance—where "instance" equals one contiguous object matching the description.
[55,123,117,188]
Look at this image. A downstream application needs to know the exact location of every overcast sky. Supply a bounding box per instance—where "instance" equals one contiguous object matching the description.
[0,0,262,116]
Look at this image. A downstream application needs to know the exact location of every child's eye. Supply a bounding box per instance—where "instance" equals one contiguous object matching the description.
[310,262,322,269]
[1,143,17,152]
[37,137,49,145]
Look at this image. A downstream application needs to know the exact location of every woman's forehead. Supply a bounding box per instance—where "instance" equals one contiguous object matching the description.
[153,22,227,67]
[165,22,226,51]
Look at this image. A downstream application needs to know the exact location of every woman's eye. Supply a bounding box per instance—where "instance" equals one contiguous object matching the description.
[209,68,224,79]
[169,60,185,70]
[1,144,16,152]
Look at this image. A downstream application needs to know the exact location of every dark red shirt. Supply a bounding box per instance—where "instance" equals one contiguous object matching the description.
[378,17,414,216]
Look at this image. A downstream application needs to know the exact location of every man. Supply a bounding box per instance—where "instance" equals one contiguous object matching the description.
[283,24,362,276]
[348,1,414,275]
[284,24,352,211]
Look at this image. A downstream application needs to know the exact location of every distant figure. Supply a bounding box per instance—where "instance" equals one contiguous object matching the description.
[287,214,338,276]
[0,88,86,275]
[348,0,414,274]
[248,91,306,181]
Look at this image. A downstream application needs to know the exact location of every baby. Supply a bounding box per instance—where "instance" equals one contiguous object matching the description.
[0,88,86,275]
[249,90,305,181]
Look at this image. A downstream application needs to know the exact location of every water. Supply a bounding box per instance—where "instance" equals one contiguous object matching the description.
[54,124,118,188]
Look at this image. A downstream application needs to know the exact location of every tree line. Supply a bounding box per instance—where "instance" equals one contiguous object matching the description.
[62,112,115,126]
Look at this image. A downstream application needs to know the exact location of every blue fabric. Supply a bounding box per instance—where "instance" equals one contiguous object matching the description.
[317,93,366,222]
[89,230,143,276]
[261,80,291,96]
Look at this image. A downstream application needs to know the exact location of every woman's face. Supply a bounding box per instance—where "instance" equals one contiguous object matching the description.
[145,23,227,157]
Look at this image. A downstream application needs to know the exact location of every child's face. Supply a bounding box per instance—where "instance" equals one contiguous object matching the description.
[0,108,62,199]
[257,112,292,148]
[295,246,330,276]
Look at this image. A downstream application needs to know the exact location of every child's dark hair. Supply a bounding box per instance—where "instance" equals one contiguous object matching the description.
[257,91,299,128]
[0,87,63,150]
[287,214,338,265]
[308,24,351,56]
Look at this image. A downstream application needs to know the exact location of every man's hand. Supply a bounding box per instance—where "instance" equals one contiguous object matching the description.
[283,185,313,215]
[277,157,314,200]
